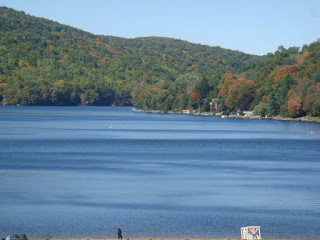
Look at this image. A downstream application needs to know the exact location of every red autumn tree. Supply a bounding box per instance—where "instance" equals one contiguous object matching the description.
[287,96,303,117]
[189,92,200,109]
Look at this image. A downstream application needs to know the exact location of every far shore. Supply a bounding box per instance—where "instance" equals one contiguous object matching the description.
[132,109,320,123]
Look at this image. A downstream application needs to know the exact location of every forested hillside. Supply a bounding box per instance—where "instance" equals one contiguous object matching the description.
[0,7,256,106]
[222,41,320,117]
[1,7,319,118]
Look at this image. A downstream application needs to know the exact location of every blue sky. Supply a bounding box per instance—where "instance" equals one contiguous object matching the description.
[1,0,320,55]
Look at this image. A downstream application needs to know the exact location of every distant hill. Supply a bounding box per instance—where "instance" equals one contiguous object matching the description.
[1,7,319,118]
[0,7,258,106]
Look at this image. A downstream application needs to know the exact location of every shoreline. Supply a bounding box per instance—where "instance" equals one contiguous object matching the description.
[30,238,318,240]
[132,109,320,123]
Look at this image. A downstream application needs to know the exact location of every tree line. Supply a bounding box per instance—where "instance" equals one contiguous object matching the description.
[0,7,319,117]
[131,42,320,118]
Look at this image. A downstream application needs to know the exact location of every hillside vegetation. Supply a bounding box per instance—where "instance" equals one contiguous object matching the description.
[0,7,256,106]
[0,7,320,118]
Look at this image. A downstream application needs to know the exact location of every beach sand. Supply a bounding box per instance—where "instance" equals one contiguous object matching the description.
[31,238,317,240]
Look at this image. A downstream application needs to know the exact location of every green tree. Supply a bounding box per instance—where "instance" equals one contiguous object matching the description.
[266,92,277,116]
[237,80,255,110]
[217,96,227,113]
[253,101,268,117]
[80,89,99,105]
[195,76,210,100]
[312,99,320,117]
[189,92,200,110]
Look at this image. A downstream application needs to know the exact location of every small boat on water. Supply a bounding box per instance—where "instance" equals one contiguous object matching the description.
[108,124,112,129]
[307,131,318,134]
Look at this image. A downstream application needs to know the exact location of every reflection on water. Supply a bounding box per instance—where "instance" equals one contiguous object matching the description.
[0,106,320,238]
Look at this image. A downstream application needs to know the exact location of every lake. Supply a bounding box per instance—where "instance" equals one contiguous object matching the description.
[0,106,319,239]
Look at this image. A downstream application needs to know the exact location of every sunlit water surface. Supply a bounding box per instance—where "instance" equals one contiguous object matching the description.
[0,106,319,238]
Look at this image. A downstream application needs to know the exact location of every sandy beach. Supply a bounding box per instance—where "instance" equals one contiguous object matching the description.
[31,238,318,240]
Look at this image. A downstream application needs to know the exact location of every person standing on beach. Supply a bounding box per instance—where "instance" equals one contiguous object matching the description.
[5,235,11,240]
[117,225,123,240]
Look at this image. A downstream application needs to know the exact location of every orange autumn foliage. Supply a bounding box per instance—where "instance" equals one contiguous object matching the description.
[138,91,146,101]
[275,67,289,82]
[287,96,303,117]
[190,92,200,102]
[218,73,235,96]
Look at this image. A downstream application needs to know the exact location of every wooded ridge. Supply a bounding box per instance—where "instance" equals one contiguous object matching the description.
[1,7,320,118]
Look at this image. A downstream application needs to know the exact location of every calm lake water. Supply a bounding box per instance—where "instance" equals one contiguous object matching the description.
[0,106,320,239]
